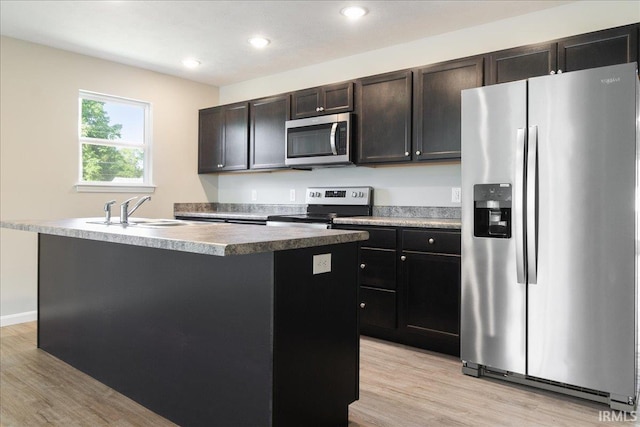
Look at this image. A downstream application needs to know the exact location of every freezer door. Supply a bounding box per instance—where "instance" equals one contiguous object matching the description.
[461,81,527,374]
[527,63,638,397]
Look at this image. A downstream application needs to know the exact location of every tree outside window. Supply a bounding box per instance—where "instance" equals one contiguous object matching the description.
[79,91,151,187]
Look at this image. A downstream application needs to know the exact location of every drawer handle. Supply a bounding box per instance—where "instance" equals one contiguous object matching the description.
[360,263,366,269]
[360,302,366,309]
[428,238,435,244]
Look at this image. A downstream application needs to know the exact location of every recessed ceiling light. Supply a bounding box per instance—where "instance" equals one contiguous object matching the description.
[182,58,201,69]
[248,37,270,49]
[340,6,368,20]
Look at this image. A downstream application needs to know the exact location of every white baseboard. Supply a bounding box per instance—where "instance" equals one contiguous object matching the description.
[0,310,37,327]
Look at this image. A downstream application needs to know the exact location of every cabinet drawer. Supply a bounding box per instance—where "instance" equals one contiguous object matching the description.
[360,248,396,290]
[360,287,396,329]
[362,227,396,249]
[402,230,460,254]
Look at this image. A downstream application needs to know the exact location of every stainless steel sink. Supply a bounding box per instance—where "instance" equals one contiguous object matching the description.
[130,219,190,228]
[86,218,196,228]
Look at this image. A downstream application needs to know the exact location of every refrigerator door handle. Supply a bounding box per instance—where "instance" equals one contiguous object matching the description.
[526,125,538,284]
[514,128,527,284]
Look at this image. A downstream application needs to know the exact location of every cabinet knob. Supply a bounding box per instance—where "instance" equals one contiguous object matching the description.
[360,263,366,269]
[428,238,435,244]
[217,164,224,168]
[360,302,366,309]
[316,106,325,112]
[400,255,406,261]
[404,151,410,156]
[415,150,421,156]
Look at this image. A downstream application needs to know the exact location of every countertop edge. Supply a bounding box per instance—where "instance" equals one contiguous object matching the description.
[1,220,369,256]
[332,216,462,230]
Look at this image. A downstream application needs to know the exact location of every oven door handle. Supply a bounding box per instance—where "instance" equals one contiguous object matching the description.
[329,122,338,155]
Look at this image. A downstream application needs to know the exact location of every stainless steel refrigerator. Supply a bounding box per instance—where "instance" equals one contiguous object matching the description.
[460,63,639,412]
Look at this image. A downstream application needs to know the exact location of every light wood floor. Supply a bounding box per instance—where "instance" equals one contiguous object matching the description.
[1,322,636,426]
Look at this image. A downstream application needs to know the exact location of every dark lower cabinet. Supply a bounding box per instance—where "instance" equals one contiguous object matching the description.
[402,251,460,337]
[360,287,397,329]
[39,235,359,427]
[336,224,461,356]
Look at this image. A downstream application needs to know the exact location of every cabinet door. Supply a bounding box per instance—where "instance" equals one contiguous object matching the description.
[221,102,249,171]
[198,107,224,173]
[413,57,483,161]
[292,82,354,119]
[401,252,460,336]
[486,42,557,84]
[359,248,396,290]
[360,286,397,329]
[322,82,354,115]
[291,88,321,119]
[250,95,290,170]
[558,24,638,73]
[356,70,412,164]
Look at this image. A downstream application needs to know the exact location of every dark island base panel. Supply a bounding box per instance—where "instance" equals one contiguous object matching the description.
[38,234,359,427]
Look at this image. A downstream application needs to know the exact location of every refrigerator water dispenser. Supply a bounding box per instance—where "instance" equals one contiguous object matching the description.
[474,184,512,238]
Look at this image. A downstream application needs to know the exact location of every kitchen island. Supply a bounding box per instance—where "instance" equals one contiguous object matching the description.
[1,218,369,427]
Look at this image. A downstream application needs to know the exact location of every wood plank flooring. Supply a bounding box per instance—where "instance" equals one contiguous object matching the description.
[1,322,635,426]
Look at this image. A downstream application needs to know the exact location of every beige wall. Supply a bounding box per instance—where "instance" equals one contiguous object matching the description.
[0,37,219,321]
[217,1,639,207]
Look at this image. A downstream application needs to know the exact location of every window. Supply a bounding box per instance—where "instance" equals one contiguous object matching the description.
[76,91,153,192]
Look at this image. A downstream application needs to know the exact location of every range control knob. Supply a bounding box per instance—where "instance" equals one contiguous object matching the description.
[352,191,357,197]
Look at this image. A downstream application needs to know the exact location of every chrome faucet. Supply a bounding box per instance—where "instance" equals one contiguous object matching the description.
[120,196,151,224]
[103,200,116,224]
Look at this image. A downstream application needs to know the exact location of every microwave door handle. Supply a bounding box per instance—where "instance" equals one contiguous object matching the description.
[329,122,338,155]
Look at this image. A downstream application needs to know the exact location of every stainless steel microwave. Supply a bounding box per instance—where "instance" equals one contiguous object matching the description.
[285,113,352,167]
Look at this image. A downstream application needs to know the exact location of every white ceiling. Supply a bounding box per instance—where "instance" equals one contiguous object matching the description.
[0,1,572,87]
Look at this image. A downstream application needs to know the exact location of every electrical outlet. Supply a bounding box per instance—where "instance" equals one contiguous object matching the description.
[251,189,257,201]
[313,253,331,275]
[289,189,296,202]
[452,187,461,203]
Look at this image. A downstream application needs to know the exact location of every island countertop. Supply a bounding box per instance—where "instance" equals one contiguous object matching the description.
[1,218,369,256]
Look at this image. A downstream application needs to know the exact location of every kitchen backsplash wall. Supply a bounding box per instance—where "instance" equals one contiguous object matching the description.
[218,162,461,207]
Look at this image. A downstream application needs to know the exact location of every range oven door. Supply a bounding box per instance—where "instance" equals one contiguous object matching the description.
[285,113,352,167]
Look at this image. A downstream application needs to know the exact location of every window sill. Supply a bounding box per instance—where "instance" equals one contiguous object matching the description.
[75,183,156,193]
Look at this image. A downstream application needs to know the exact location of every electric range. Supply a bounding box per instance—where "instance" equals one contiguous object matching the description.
[266,186,373,229]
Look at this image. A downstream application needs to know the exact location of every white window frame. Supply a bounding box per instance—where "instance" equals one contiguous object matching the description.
[75,90,155,193]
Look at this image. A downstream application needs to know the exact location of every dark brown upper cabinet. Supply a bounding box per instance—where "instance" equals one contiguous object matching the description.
[487,24,639,85]
[249,94,290,170]
[198,102,249,173]
[486,42,557,84]
[356,70,412,165]
[558,24,638,73]
[413,57,484,161]
[291,82,354,119]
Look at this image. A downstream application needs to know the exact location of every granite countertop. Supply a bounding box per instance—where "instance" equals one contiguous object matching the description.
[333,216,461,230]
[1,218,368,257]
